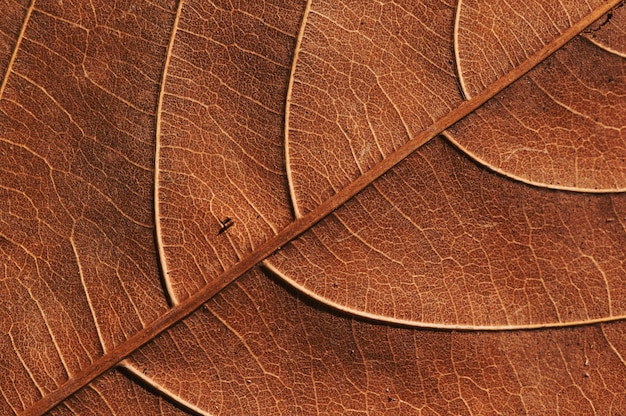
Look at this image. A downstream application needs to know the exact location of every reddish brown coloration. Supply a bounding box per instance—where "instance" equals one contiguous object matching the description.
[0,0,30,96]
[583,1,626,56]
[0,0,624,415]
[269,137,626,327]
[1,1,176,413]
[125,269,626,415]
[46,370,187,416]
[455,0,608,98]
[156,0,305,303]
[448,36,626,191]
[285,0,462,216]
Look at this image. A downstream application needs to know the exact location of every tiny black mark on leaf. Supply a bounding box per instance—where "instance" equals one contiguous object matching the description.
[586,2,623,33]
[217,217,234,235]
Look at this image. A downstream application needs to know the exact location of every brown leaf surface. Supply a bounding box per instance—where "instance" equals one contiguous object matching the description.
[156,0,305,302]
[1,0,176,410]
[449,36,626,191]
[582,1,626,56]
[47,370,188,416]
[455,0,608,97]
[123,269,626,415]
[269,137,626,327]
[1,0,625,415]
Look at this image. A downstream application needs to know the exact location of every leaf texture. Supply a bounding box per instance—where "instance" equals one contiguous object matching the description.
[156,0,305,302]
[48,370,188,416]
[123,270,626,415]
[1,0,625,415]
[0,0,176,409]
[582,1,626,57]
[449,36,626,191]
[455,0,607,97]
[285,0,464,216]
[269,137,626,327]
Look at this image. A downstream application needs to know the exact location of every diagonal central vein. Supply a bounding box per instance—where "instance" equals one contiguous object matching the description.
[24,1,621,414]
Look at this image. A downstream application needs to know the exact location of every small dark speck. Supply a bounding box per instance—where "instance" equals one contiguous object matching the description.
[217,217,234,235]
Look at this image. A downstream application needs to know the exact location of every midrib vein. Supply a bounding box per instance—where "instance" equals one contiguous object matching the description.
[23,1,622,414]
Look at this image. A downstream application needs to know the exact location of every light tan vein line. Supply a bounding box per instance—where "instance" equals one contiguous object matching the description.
[0,0,35,101]
[23,1,622,415]
[154,0,185,306]
[119,360,208,416]
[453,0,469,100]
[285,0,313,219]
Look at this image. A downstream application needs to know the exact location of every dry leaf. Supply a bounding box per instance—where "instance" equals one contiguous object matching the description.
[1,0,625,414]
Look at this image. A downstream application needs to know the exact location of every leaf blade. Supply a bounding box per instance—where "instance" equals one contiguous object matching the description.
[3,0,623,414]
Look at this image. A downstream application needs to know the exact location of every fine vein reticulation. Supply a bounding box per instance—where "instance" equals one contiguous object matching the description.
[11,0,623,414]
